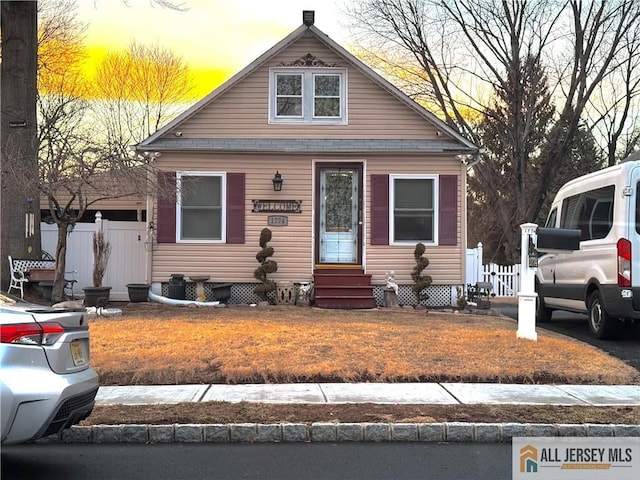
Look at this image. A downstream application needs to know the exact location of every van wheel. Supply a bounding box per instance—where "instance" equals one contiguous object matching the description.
[587,291,619,339]
[535,282,552,323]
[536,294,552,323]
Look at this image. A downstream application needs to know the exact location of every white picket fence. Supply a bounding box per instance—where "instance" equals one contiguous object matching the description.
[466,242,521,297]
[41,216,146,301]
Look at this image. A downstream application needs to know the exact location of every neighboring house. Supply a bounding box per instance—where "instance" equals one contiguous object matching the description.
[39,171,147,224]
[38,174,147,301]
[136,11,479,308]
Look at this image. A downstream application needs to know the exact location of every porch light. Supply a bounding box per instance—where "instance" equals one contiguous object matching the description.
[272,171,283,191]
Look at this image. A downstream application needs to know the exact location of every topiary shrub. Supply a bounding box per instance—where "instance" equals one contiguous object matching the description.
[253,227,278,301]
[411,242,432,305]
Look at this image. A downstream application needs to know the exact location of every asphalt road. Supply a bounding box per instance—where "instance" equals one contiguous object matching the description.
[493,302,640,372]
[1,443,513,480]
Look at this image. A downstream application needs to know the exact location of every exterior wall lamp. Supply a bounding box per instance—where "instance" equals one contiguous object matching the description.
[272,171,283,191]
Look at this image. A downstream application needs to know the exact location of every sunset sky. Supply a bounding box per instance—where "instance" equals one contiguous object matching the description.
[75,0,352,99]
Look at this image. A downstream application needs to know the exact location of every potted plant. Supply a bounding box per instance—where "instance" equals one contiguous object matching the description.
[83,230,112,307]
[126,283,151,302]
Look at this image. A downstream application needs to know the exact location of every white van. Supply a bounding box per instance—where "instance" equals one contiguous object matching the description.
[535,155,640,339]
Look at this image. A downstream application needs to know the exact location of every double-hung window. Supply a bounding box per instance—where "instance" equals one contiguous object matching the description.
[390,175,438,244]
[275,73,303,117]
[177,172,225,242]
[270,68,346,124]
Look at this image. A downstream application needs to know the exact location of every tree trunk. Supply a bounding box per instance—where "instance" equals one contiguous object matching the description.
[51,222,69,303]
[0,1,41,290]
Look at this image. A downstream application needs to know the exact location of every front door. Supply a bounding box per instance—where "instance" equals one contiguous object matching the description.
[316,164,363,264]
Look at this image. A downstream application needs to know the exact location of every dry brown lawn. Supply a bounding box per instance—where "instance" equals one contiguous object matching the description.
[83,303,640,427]
[91,303,640,386]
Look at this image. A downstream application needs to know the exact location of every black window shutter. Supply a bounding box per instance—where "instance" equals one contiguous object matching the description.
[370,174,389,245]
[438,175,458,246]
[226,173,245,244]
[157,171,176,243]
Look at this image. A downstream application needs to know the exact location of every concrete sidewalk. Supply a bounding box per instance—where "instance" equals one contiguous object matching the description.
[96,382,640,406]
[38,383,639,445]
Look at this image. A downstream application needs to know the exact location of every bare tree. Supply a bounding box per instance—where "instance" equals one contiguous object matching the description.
[349,0,640,262]
[37,41,191,303]
[37,49,166,302]
[36,35,156,302]
[93,42,194,160]
[585,24,640,166]
[0,0,187,294]
[37,0,86,77]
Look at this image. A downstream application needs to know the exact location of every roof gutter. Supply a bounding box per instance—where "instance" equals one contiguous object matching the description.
[460,148,485,171]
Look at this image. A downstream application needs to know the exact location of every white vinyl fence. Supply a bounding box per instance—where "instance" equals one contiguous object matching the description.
[466,242,521,297]
[41,216,146,301]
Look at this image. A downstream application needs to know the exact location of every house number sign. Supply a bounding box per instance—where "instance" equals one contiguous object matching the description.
[267,215,288,227]
[252,199,302,213]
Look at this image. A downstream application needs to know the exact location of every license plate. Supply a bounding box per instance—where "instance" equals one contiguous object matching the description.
[70,340,86,366]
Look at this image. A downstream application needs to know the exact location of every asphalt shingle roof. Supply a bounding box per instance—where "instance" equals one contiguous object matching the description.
[146,138,473,154]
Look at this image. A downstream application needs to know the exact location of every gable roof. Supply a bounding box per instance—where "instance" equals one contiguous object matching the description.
[137,21,477,152]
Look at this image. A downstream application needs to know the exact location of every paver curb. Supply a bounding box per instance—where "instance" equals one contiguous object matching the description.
[36,422,640,444]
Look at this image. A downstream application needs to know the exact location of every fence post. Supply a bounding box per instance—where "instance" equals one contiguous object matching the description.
[517,223,538,341]
[476,242,483,285]
[95,211,103,232]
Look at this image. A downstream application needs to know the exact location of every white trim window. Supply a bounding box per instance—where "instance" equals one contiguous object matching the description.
[390,174,438,244]
[269,68,347,124]
[177,172,226,242]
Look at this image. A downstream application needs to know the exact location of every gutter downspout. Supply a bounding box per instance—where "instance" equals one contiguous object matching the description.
[461,148,485,303]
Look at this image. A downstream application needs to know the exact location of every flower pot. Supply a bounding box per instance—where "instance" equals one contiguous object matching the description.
[83,286,112,307]
[276,281,294,305]
[126,283,150,303]
[168,274,186,300]
[38,281,54,302]
[211,283,232,304]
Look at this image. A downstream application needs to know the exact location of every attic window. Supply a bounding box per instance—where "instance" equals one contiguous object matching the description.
[269,68,347,124]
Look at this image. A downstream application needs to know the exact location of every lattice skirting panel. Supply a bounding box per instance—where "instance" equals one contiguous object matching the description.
[373,284,454,307]
[161,282,457,307]
[161,282,266,304]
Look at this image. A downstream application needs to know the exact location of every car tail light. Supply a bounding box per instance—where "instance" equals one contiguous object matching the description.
[617,238,632,287]
[1,322,65,346]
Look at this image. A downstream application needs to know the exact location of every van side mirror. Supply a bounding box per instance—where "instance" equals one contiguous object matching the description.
[536,227,581,252]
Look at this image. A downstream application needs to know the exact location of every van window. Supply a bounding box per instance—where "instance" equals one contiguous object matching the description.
[560,185,614,241]
[545,208,558,228]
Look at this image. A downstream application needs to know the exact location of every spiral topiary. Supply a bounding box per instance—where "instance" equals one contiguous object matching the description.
[253,227,278,300]
[411,242,432,305]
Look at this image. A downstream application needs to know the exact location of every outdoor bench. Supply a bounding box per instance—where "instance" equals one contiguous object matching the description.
[466,281,493,309]
[8,256,76,299]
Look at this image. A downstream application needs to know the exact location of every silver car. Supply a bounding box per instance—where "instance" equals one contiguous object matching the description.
[0,292,99,445]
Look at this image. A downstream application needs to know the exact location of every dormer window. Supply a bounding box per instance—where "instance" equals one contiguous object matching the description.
[269,68,347,124]
[275,73,303,117]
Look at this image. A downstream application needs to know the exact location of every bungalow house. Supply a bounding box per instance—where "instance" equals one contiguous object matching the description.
[136,11,479,308]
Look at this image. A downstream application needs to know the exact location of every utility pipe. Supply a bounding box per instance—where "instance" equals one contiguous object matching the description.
[148,290,220,306]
